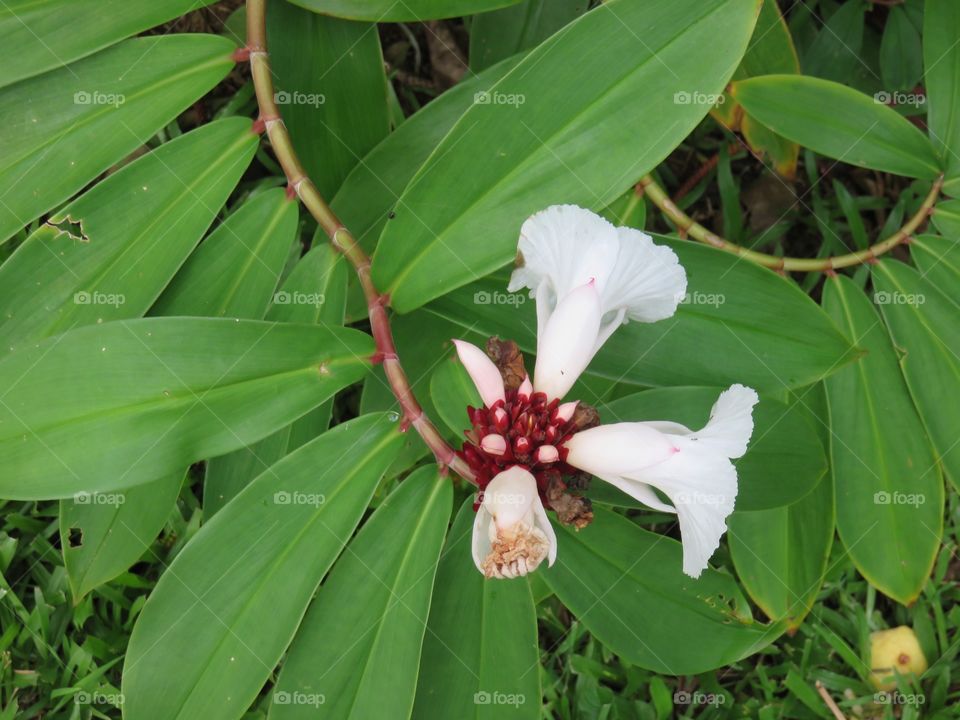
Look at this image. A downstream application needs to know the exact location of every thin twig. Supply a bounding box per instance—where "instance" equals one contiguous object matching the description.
[815,681,847,720]
[639,173,942,273]
[244,0,474,483]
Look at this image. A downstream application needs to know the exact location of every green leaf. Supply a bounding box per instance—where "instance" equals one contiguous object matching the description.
[0,35,237,244]
[372,0,762,311]
[0,317,373,499]
[880,6,924,92]
[822,274,943,604]
[425,238,857,392]
[931,199,960,238]
[0,117,258,354]
[924,0,960,195]
[909,234,960,304]
[0,0,222,88]
[600,387,827,511]
[413,498,540,720]
[873,259,960,490]
[204,246,350,516]
[802,0,865,85]
[267,2,389,198]
[271,466,451,719]
[152,188,297,318]
[728,473,834,629]
[332,55,523,252]
[288,0,523,22]
[731,75,942,179]
[60,472,183,600]
[431,357,482,439]
[541,507,782,674]
[122,413,404,720]
[469,0,586,72]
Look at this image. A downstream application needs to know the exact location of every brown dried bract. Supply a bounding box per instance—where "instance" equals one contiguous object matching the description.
[486,337,528,392]
[570,403,601,433]
[545,471,594,530]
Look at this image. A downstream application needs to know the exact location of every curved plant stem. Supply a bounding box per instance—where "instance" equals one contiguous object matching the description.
[638,173,943,272]
[244,0,475,484]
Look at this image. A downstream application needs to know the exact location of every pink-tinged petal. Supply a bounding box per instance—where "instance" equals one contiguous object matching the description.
[533,281,602,400]
[564,423,677,477]
[555,401,579,423]
[535,445,559,463]
[480,434,507,456]
[518,374,533,399]
[452,339,505,408]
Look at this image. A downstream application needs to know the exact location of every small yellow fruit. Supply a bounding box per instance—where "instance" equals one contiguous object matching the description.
[869,626,928,690]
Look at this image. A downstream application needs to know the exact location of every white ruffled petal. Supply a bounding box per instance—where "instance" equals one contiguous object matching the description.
[691,384,759,459]
[531,495,558,567]
[452,339,505,408]
[599,227,687,322]
[509,205,620,300]
[533,281,603,400]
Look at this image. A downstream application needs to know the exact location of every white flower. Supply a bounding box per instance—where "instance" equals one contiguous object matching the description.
[509,205,687,400]
[563,384,759,578]
[472,466,557,579]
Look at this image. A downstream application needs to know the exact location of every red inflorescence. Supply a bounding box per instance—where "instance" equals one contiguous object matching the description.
[458,388,578,508]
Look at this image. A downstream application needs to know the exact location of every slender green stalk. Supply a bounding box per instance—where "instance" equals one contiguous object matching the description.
[244,0,474,483]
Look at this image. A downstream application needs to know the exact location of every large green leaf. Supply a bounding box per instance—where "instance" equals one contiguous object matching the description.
[880,6,923,92]
[271,466,451,719]
[469,0,585,72]
[0,317,373,499]
[331,55,523,251]
[541,507,782,674]
[425,238,857,392]
[599,387,827,511]
[204,246,349,516]
[873,259,960,490]
[924,0,960,196]
[731,75,942,179]
[931,199,960,238]
[728,473,834,630]
[822,275,943,605]
[267,1,389,198]
[0,0,220,88]
[60,472,184,600]
[0,35,238,243]
[372,0,762,311]
[288,0,522,22]
[0,118,259,354]
[910,234,960,304]
[152,188,297,318]
[413,498,539,720]
[122,413,404,720]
